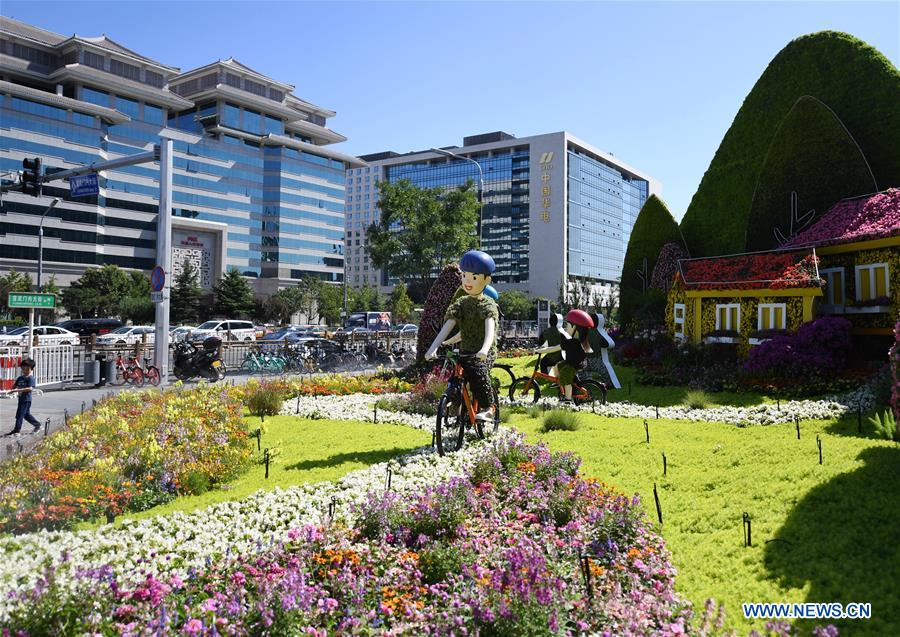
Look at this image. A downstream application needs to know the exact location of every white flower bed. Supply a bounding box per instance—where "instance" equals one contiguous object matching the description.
[514,385,876,426]
[281,393,433,430]
[0,428,517,620]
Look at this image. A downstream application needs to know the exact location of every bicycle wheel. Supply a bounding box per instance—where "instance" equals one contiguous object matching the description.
[145,365,161,386]
[509,377,541,403]
[492,363,517,389]
[573,379,607,407]
[436,393,465,456]
[128,366,145,387]
[475,386,501,439]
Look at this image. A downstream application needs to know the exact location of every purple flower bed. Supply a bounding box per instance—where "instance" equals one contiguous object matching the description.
[744,316,853,379]
[7,440,695,636]
[783,188,900,248]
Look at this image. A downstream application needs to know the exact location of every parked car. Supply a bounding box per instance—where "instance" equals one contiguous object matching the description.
[190,320,257,342]
[396,323,418,335]
[96,325,155,346]
[53,318,122,339]
[254,324,269,339]
[0,325,80,347]
[260,326,308,342]
[304,326,330,338]
[169,325,195,343]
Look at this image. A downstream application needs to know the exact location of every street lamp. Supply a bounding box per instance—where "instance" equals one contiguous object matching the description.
[430,148,485,246]
[36,198,60,326]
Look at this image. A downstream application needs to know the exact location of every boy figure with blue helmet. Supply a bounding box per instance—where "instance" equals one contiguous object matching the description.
[425,250,499,422]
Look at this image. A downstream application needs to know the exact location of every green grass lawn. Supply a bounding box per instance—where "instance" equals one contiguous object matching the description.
[98,416,430,526]
[508,408,899,636]
[493,357,774,407]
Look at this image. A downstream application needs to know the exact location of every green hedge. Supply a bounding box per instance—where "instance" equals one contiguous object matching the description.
[620,195,682,327]
[746,95,878,251]
[680,31,900,256]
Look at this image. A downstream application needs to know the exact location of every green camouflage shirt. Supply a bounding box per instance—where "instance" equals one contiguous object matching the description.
[445,293,499,355]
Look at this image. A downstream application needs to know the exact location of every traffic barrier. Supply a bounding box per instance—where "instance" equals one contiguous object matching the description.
[0,346,23,390]
[31,344,75,387]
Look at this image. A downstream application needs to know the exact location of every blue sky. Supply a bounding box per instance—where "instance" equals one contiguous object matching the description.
[4,1,898,219]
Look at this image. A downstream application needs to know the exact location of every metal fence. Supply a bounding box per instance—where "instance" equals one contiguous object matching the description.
[31,344,75,386]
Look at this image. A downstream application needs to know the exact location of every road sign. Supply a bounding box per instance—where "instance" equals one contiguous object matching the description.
[69,173,99,198]
[8,292,55,309]
[150,291,165,303]
[150,266,166,292]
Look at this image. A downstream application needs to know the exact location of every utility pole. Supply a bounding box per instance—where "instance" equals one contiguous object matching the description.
[36,198,61,325]
[153,138,173,384]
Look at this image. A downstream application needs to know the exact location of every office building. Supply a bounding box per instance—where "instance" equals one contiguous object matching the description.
[0,17,360,296]
[346,131,660,300]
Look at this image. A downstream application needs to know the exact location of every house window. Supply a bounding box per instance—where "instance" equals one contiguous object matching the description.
[715,304,740,332]
[757,303,787,330]
[855,263,889,301]
[673,303,686,339]
[820,268,845,306]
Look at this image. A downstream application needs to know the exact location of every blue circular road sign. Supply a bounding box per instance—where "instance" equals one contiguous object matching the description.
[150,266,166,292]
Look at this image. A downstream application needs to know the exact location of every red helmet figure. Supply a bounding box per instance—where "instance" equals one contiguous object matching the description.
[565,309,594,328]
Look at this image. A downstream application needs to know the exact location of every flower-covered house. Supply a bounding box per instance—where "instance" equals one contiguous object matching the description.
[782,188,900,337]
[666,188,900,352]
[666,249,823,347]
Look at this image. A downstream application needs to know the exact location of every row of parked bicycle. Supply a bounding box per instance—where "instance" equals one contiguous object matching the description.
[239,340,416,375]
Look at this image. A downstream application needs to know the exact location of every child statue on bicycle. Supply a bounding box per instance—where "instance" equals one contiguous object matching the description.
[533,309,595,403]
[425,250,499,422]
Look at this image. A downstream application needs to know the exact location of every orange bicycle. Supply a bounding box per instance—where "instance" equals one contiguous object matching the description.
[110,353,144,387]
[435,350,501,456]
[509,353,606,406]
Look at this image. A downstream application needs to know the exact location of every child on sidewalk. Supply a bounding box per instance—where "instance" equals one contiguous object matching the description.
[4,360,41,436]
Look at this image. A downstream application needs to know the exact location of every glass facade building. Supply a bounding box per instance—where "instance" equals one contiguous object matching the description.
[351,132,657,300]
[0,17,359,294]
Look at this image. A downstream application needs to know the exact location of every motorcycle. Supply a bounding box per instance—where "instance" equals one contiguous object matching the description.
[173,337,226,382]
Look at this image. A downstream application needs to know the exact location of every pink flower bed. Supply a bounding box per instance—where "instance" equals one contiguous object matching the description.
[783,189,900,248]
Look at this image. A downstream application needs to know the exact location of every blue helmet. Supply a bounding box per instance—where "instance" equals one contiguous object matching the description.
[483,285,499,300]
[459,250,495,275]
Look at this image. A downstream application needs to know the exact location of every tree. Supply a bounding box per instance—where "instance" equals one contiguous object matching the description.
[170,259,203,325]
[498,290,532,320]
[119,295,155,324]
[0,269,32,319]
[349,284,385,312]
[298,277,321,324]
[366,179,479,299]
[389,282,414,323]
[38,275,60,324]
[61,265,131,318]
[213,269,255,318]
[679,31,900,256]
[316,283,343,326]
[264,286,306,325]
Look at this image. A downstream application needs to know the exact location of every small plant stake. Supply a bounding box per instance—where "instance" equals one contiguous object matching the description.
[776,397,780,412]
[655,404,659,420]
[43,418,49,437]
[264,448,270,479]
[795,417,801,440]
[92,398,96,408]
[255,428,261,451]
[295,395,300,415]
[662,451,667,476]
[742,512,752,547]
[81,401,85,414]
[328,495,336,521]
[817,435,823,465]
[261,413,265,424]
[64,409,68,426]
[577,549,594,601]
[653,482,663,525]
[644,419,650,444]
[385,465,393,491]
[374,403,378,424]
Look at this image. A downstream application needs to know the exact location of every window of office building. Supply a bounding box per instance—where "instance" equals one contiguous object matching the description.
[82,86,110,107]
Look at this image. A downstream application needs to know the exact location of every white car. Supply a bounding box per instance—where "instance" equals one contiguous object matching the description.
[0,325,80,347]
[169,326,195,343]
[96,325,156,346]
[190,320,257,343]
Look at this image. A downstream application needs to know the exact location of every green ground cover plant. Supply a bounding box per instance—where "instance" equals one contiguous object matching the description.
[508,410,899,636]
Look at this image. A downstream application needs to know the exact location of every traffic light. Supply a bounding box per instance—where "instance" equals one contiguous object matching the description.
[21,157,42,197]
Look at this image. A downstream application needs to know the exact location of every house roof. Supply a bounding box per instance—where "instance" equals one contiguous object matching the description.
[677,249,822,291]
[783,188,900,249]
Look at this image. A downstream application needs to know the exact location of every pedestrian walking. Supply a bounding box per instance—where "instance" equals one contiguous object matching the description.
[3,360,41,436]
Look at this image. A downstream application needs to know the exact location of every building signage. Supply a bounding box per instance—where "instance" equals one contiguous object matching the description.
[69,173,99,198]
[539,151,554,223]
[8,292,56,309]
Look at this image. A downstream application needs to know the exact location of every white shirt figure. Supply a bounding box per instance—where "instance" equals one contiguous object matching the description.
[593,313,621,389]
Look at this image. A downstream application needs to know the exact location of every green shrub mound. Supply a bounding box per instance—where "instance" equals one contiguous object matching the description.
[680,31,900,256]
[620,194,682,327]
[746,96,877,251]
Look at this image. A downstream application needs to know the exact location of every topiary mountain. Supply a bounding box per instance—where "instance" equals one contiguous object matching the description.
[620,195,683,327]
[679,31,900,257]
[746,95,877,251]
